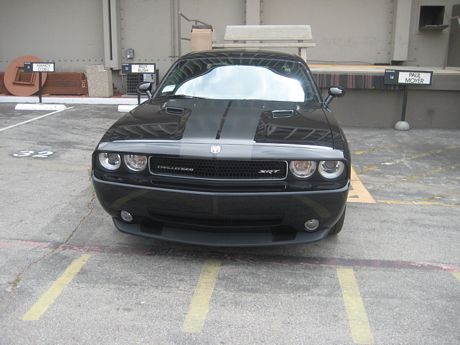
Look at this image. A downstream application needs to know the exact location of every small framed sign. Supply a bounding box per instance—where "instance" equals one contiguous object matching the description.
[24,62,55,73]
[122,63,156,74]
[397,71,432,85]
[384,69,432,86]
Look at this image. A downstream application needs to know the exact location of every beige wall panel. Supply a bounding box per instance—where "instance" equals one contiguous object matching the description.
[0,0,103,72]
[119,0,174,76]
[261,0,394,64]
[393,0,412,61]
[179,0,245,54]
[405,0,453,66]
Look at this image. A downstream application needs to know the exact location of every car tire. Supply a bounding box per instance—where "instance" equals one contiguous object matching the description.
[329,207,346,235]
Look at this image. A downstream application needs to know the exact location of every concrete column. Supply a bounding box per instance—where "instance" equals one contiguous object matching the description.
[246,0,260,25]
[102,0,121,69]
[170,0,178,58]
[392,0,412,62]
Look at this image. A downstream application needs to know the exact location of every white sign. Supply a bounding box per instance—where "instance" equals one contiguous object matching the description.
[398,71,432,85]
[32,63,55,72]
[131,64,156,73]
[143,73,154,82]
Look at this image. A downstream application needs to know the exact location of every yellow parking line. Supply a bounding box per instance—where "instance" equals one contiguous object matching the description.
[337,268,374,345]
[22,254,91,321]
[182,260,221,333]
[453,272,460,283]
[348,167,376,204]
[378,199,456,207]
[352,143,401,156]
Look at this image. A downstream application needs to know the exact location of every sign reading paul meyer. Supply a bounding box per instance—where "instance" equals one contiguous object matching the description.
[398,71,432,85]
[384,69,433,86]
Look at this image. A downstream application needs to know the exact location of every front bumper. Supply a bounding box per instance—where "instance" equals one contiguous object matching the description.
[93,174,348,247]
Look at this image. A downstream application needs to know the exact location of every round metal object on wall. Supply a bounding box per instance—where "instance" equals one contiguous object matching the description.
[4,56,48,96]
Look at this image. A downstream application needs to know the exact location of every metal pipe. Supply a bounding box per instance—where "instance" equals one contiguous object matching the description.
[38,72,42,103]
[401,86,408,121]
[177,0,181,56]
[179,12,211,26]
[177,10,212,56]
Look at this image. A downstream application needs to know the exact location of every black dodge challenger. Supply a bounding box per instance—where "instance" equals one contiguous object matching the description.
[92,50,349,246]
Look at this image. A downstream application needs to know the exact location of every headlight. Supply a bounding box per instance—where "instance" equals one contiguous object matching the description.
[318,161,345,179]
[98,152,121,170]
[289,160,316,178]
[124,154,148,171]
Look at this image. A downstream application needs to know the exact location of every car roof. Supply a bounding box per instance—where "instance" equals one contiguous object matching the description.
[179,49,305,63]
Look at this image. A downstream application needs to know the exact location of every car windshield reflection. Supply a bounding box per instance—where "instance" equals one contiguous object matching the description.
[174,65,306,102]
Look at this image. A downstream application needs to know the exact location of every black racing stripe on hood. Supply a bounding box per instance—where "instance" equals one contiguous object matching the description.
[219,100,265,141]
[180,99,230,140]
[101,99,333,148]
[215,100,233,139]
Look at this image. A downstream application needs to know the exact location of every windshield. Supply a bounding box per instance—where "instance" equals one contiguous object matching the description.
[157,56,318,103]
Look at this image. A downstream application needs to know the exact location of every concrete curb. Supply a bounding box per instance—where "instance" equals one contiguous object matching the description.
[118,105,137,113]
[15,104,67,111]
[0,96,147,105]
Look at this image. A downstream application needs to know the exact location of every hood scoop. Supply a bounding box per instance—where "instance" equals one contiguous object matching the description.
[271,109,295,118]
[164,106,185,115]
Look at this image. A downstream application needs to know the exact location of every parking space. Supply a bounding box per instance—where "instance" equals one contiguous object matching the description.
[347,128,460,207]
[0,104,459,344]
[0,105,54,131]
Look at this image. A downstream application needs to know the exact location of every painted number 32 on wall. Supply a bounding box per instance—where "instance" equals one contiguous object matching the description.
[12,150,54,158]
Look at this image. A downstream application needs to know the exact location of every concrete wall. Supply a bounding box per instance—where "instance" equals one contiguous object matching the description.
[328,89,460,128]
[118,0,175,76]
[2,0,460,72]
[0,0,104,72]
[405,0,454,67]
[447,4,460,66]
[260,0,395,64]
[116,0,244,86]
[179,0,245,54]
[1,0,459,129]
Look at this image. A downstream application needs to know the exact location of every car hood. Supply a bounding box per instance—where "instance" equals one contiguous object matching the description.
[101,98,333,148]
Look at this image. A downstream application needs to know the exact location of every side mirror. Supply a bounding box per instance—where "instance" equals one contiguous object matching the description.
[137,82,153,99]
[329,86,345,97]
[324,86,345,106]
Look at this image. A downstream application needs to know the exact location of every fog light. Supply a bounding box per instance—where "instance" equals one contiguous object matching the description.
[304,219,319,232]
[120,210,133,223]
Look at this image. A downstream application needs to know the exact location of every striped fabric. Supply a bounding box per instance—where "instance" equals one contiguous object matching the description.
[312,73,400,90]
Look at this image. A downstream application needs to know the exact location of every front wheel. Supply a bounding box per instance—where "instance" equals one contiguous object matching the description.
[329,207,346,235]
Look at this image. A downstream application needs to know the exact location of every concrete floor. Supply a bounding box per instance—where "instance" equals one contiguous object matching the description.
[0,104,459,345]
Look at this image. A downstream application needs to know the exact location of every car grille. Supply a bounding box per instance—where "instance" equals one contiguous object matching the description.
[149,156,287,180]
